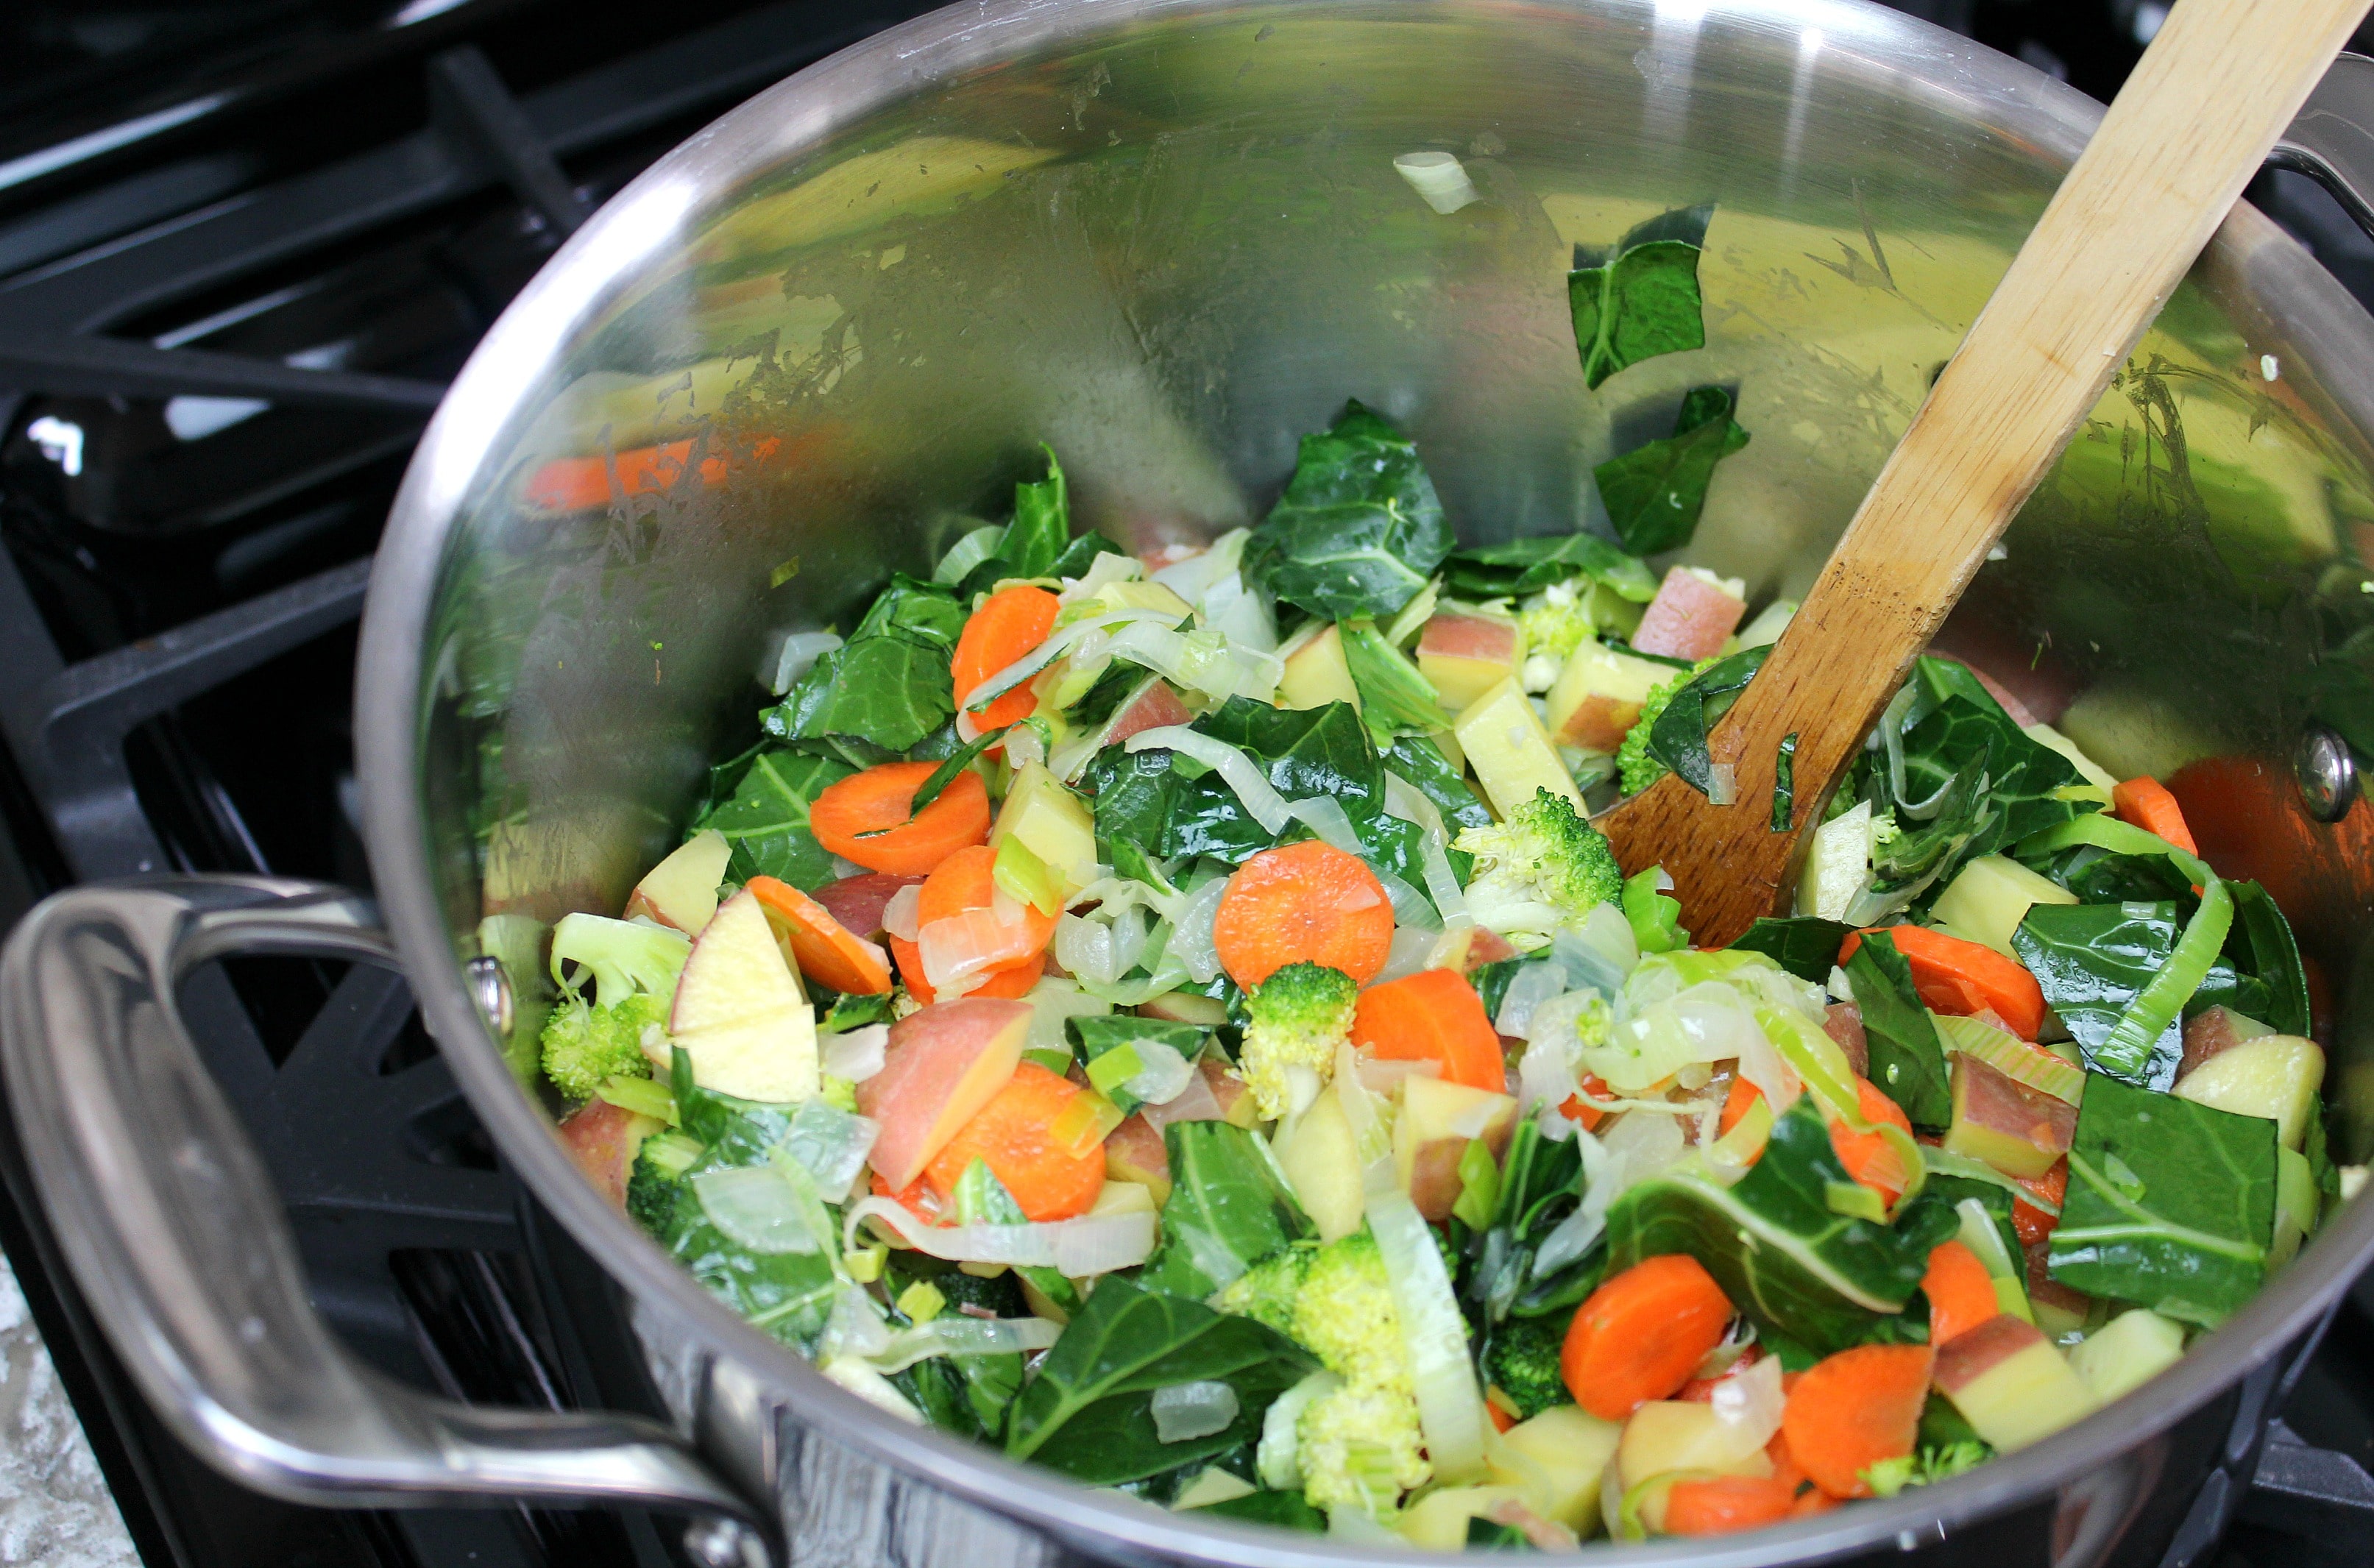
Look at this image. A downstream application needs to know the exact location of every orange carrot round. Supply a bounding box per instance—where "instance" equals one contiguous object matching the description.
[746,875,893,995]
[952,585,1060,731]
[2113,776,2199,856]
[1211,840,1394,988]
[1921,1241,1999,1349]
[1838,926,2044,1040]
[1350,969,1506,1091]
[1780,1344,1934,1499]
[892,843,1057,1004]
[1826,1078,1916,1204]
[2013,1157,2067,1246]
[924,1060,1105,1220]
[1663,1475,1797,1536]
[892,938,1044,1006]
[1718,1076,1762,1138]
[1560,1254,1735,1419]
[811,761,991,876]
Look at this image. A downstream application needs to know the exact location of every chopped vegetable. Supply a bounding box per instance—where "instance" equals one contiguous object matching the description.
[747,875,893,995]
[1350,969,1506,1093]
[1559,1254,1733,1420]
[1919,1241,1999,1348]
[1839,926,2044,1040]
[923,1062,1105,1221]
[1452,787,1624,948]
[1780,1344,1932,1499]
[809,760,992,876]
[953,585,1062,729]
[1238,962,1358,1120]
[2111,776,2197,856]
[1212,840,1395,989]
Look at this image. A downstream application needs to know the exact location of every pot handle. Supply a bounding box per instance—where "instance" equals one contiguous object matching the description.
[0,877,775,1565]
[2271,52,2374,234]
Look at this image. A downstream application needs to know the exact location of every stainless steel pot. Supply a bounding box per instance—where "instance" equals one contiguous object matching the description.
[11,2,2374,1565]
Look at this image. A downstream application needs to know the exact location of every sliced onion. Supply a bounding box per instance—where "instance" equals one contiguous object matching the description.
[1126,1040,1198,1106]
[1169,875,1230,985]
[1024,977,1109,1057]
[782,1099,881,1193]
[965,609,1182,714]
[1495,962,1568,1037]
[822,1024,888,1083]
[693,1167,823,1254]
[1149,528,1250,606]
[1367,1188,1489,1483]
[770,631,843,694]
[1549,929,1630,1001]
[1378,922,1441,983]
[1127,728,1290,833]
[1108,903,1150,979]
[1707,1355,1785,1461]
[1383,773,1471,925]
[1603,1109,1688,1181]
[1060,550,1141,599]
[820,1283,895,1361]
[1706,764,1737,806]
[933,525,1004,586]
[1531,1127,1623,1279]
[882,884,921,943]
[1735,1016,1804,1115]
[1055,913,1118,987]
[1201,572,1279,656]
[1142,1063,1226,1129]
[843,1197,1157,1275]
[1152,1380,1241,1444]
[1066,873,1188,926]
[870,1315,1063,1373]
[919,906,1041,990]
[1083,621,1280,706]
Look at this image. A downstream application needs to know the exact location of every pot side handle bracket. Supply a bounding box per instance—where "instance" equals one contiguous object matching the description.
[0,877,778,1568]
[2270,51,2374,235]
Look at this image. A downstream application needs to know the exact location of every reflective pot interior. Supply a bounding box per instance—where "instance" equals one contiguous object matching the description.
[391,0,2374,1491]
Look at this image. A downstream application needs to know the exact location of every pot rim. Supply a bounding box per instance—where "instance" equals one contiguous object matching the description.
[356,0,2374,1561]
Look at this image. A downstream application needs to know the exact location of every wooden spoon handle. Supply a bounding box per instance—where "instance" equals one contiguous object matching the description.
[1602,0,2370,945]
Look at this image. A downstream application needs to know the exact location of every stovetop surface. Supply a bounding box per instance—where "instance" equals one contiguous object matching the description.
[0,2,2370,1566]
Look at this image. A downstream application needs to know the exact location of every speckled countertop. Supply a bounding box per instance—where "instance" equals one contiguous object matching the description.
[0,1260,134,1566]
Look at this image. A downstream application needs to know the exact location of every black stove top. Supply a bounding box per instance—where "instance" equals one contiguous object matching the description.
[0,3,2367,1567]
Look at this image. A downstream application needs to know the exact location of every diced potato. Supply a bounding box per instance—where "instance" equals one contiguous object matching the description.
[2172,1034,2324,1150]
[1278,622,1360,710]
[1275,1090,1365,1242]
[1930,854,2078,959]
[1453,678,1581,817]
[1139,990,1230,1026]
[1169,1467,1257,1511]
[1418,611,1526,712]
[1398,1487,1528,1550]
[1796,800,1873,922]
[1491,1405,1623,1534]
[2068,1309,2186,1405]
[1088,1179,1156,1217]
[1545,640,1671,750]
[1941,1053,2074,1179]
[2056,686,2220,787]
[991,762,1097,894]
[2179,1005,2277,1079]
[1932,1316,2097,1450]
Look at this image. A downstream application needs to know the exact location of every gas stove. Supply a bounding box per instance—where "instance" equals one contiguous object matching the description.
[0,3,2367,1567]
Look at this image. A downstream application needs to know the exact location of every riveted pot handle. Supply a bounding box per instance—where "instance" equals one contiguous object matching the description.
[2270,52,2374,235]
[0,877,774,1562]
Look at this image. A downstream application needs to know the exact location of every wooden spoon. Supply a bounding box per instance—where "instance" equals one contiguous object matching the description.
[1595,0,2370,947]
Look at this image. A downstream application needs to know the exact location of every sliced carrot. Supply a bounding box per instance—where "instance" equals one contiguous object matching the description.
[1827,1078,1916,1205]
[2113,776,2199,856]
[811,761,991,876]
[745,875,893,995]
[1790,1490,1838,1517]
[1560,1254,1735,1420]
[871,1170,943,1223]
[1719,1076,1762,1138]
[1559,1073,1612,1132]
[1765,1428,1808,1494]
[1921,1241,1999,1349]
[1486,1400,1517,1434]
[1211,840,1395,988]
[1840,926,2044,1040]
[892,843,1057,1004]
[1663,1475,1797,1536]
[2012,1157,2067,1247]
[1350,969,1506,1091]
[952,585,1061,731]
[924,1060,1105,1221]
[1780,1344,1934,1500]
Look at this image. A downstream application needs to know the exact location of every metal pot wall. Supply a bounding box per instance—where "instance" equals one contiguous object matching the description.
[10,2,2374,1565]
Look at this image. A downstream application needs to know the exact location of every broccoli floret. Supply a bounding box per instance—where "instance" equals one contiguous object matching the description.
[1452,788,1624,949]
[1610,657,1708,795]
[540,991,666,1101]
[1295,1379,1431,1517]
[1482,1318,1572,1421]
[547,911,690,1000]
[1517,581,1597,668]
[1862,1441,1991,1497]
[624,1143,684,1234]
[1239,962,1356,1120]
[1216,1244,1311,1339]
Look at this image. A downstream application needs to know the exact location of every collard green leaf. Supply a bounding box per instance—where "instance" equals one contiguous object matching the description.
[2012,902,2261,1090]
[1049,529,1128,582]
[1593,386,1751,556]
[1604,1098,1956,1354]
[1004,1277,1318,1483]
[1771,731,1798,832]
[1441,533,1658,601]
[1864,682,2087,905]
[2228,881,2311,1037]
[1921,1174,2022,1269]
[1644,645,1766,798]
[1727,917,1852,983]
[885,1259,1025,1440]
[1241,401,1453,620]
[1569,210,1710,390]
[1003,444,1071,580]
[1845,932,1953,1129]
[1069,1015,1211,1115]
[1198,1490,1327,1532]
[951,1159,1082,1316]
[2047,1071,2276,1327]
[1340,617,1448,743]
[703,748,854,891]
[2027,843,2194,905]
[767,574,964,753]
[1088,699,1383,864]
[1138,1121,1313,1299]
[1382,733,1492,879]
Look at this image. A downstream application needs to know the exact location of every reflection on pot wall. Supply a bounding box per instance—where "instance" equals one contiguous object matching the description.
[408,3,2374,1155]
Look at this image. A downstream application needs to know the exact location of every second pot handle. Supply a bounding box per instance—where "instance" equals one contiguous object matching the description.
[2271,51,2374,234]
[0,877,773,1564]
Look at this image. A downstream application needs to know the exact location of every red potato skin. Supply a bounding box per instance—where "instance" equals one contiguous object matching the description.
[1103,679,1194,747]
[1558,694,1644,751]
[2178,1006,2260,1080]
[1930,1312,2044,1391]
[1409,1137,1470,1222]
[1958,1053,2077,1157]
[856,996,1032,1188]
[1824,1003,1869,1079]
[556,1099,653,1208]
[1102,1113,1172,1202]
[1419,612,1520,664]
[2025,1239,2094,1319]
[812,872,924,940]
[1631,568,1746,661]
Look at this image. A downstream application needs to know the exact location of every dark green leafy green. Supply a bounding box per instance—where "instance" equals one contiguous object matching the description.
[1461,1116,1593,1324]
[697,748,854,890]
[1771,731,1799,832]
[821,990,894,1035]
[902,724,1005,814]
[949,1159,1083,1316]
[1197,1490,1326,1532]
[1138,1121,1313,1299]
[1340,617,1449,743]
[2028,843,2194,905]
[952,446,1076,595]
[1593,386,1751,556]
[766,574,965,753]
[2047,1071,2277,1327]
[1726,918,1852,983]
[1920,1175,2021,1271]
[1643,645,1766,798]
[1004,1278,1318,1483]
[1845,932,1953,1129]
[1068,1015,1212,1116]
[1441,533,1658,601]
[1048,529,1129,583]
[1086,699,1387,866]
[2013,903,2264,1090]
[1470,955,1551,1024]
[2228,881,2311,1037]
[2306,1093,2339,1218]
[1568,207,1710,389]
[1604,1098,1957,1355]
[1241,401,1452,620]
[885,1259,1024,1441]
[1382,733,1492,881]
